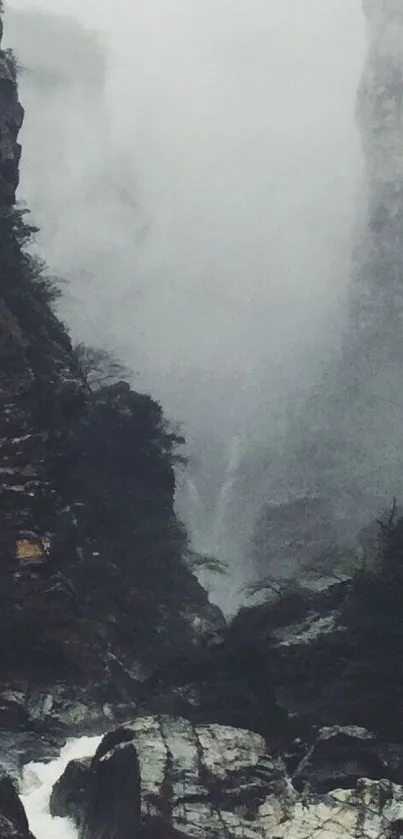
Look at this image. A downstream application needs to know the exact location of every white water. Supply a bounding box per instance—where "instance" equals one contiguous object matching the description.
[178,434,247,615]
[20,736,102,839]
[210,435,241,549]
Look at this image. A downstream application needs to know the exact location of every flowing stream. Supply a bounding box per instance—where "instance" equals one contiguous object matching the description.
[19,736,102,839]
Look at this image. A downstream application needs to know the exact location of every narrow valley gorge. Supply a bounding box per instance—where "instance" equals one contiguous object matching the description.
[0,2,403,839]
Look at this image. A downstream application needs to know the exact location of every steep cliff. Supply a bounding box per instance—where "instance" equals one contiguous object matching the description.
[250,0,403,580]
[0,22,78,561]
[338,0,403,503]
[0,12,221,737]
[355,0,403,336]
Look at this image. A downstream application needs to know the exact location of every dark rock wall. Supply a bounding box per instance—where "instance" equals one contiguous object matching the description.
[0,10,219,716]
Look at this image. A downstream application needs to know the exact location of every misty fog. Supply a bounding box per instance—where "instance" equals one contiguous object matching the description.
[5,1,366,611]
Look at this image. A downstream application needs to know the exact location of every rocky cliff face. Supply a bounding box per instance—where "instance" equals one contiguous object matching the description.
[353,0,403,338]
[0,37,23,205]
[0,18,85,567]
[0,11,222,744]
[250,0,403,580]
[330,0,403,512]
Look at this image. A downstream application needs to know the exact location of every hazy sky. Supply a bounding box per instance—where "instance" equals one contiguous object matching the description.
[6,0,365,440]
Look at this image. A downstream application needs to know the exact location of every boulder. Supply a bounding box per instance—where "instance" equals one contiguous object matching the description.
[293,725,403,794]
[52,715,291,839]
[0,774,29,836]
[51,715,403,838]
[0,772,32,839]
[272,778,403,838]
[50,757,92,830]
[83,739,141,839]
[293,726,384,793]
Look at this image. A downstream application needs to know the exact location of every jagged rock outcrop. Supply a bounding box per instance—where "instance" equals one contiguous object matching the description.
[293,725,403,793]
[275,779,403,839]
[51,716,292,839]
[50,716,403,839]
[224,532,403,752]
[249,0,403,582]
[0,44,23,204]
[50,757,92,833]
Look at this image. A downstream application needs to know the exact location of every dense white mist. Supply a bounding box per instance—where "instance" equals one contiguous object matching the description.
[5,1,366,607]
